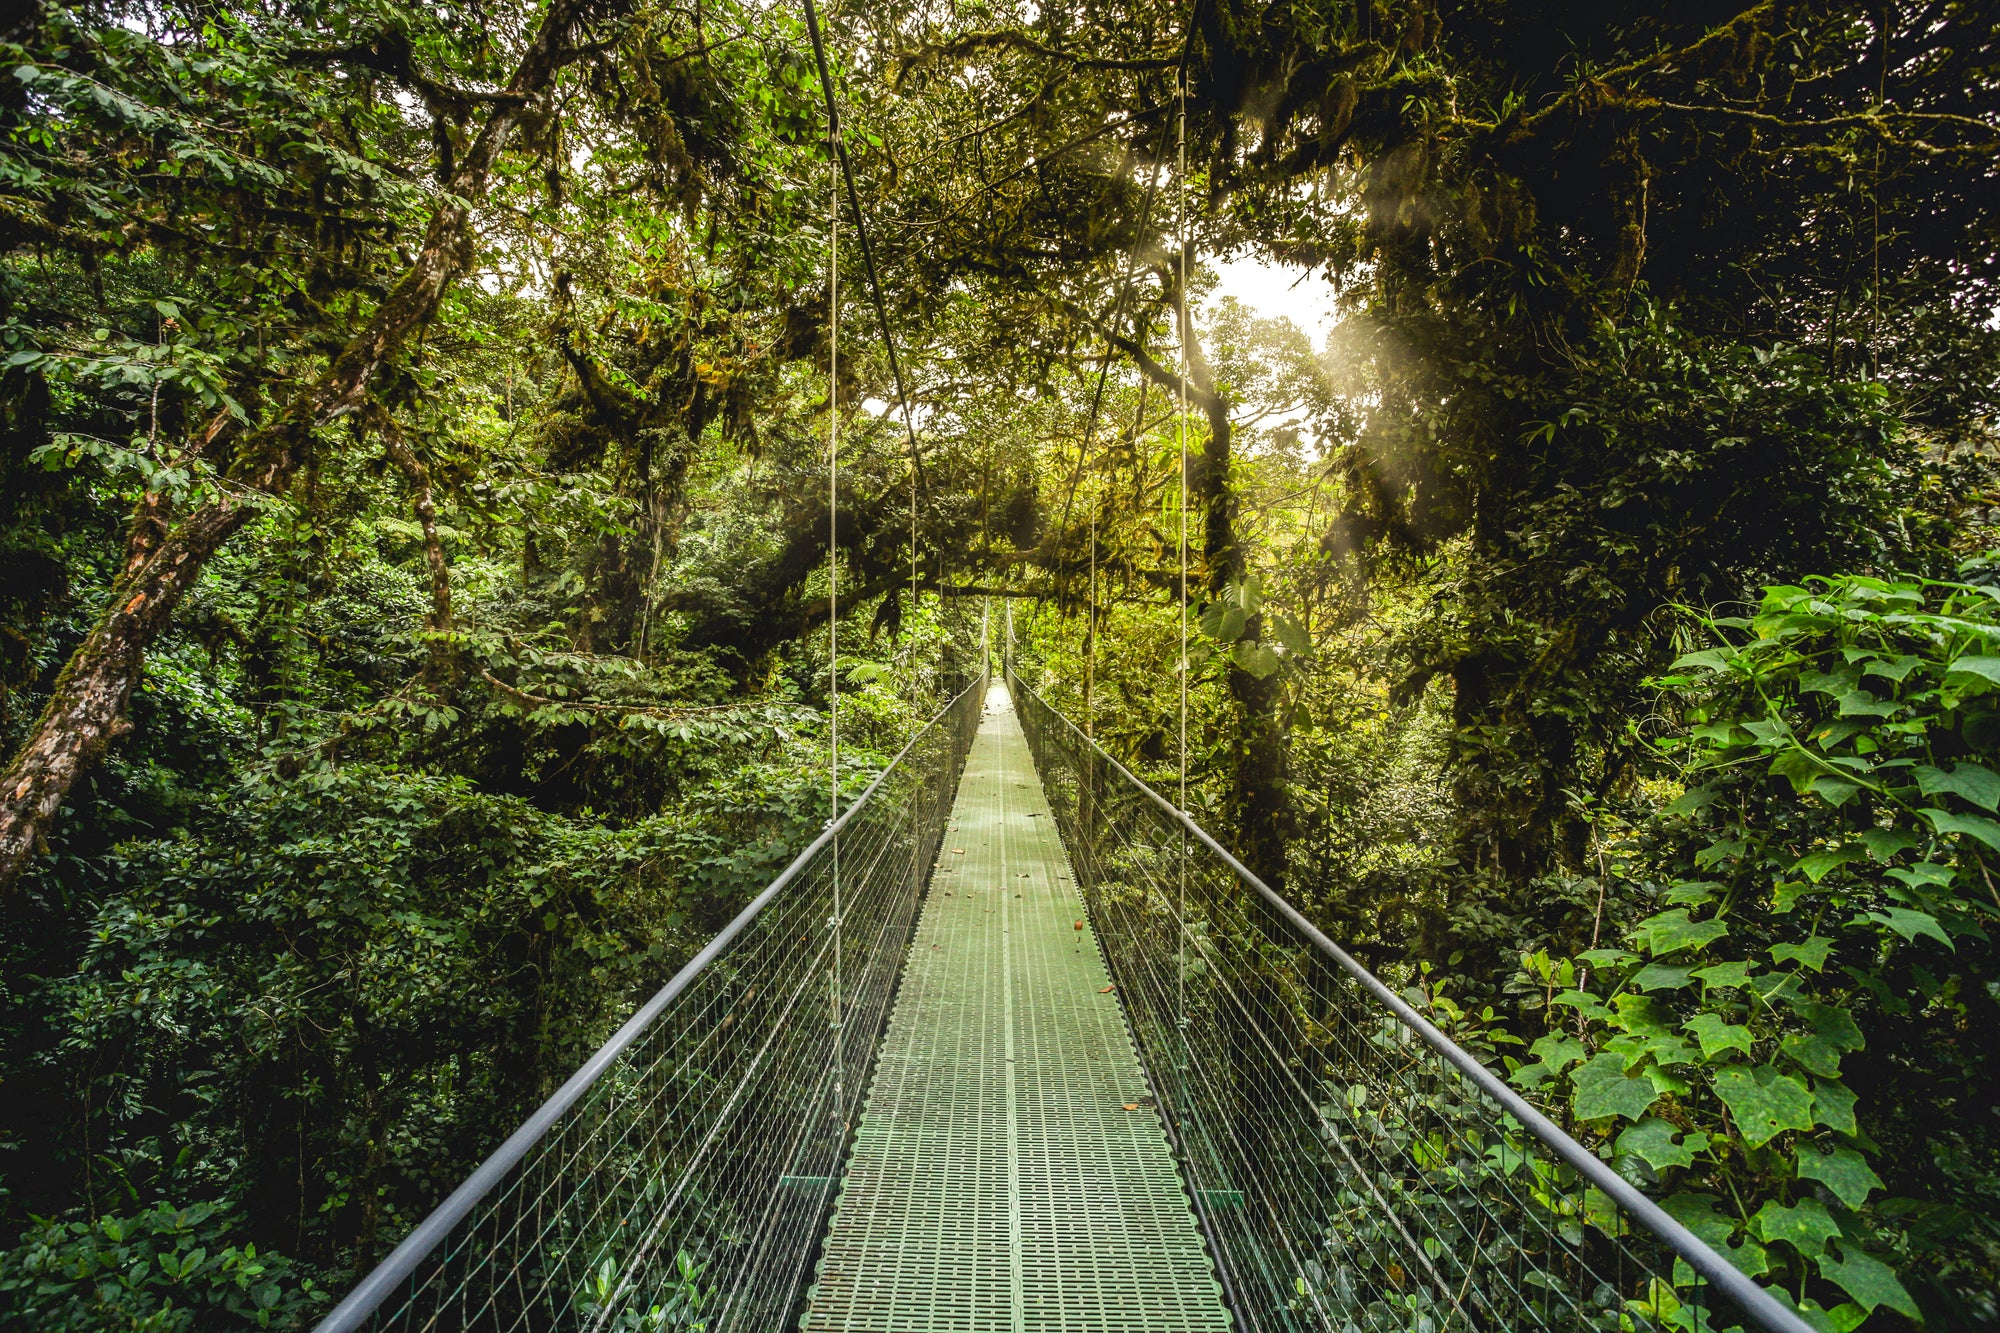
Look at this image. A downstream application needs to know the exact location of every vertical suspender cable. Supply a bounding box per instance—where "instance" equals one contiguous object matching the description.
[826,122,844,1132]
[1174,67,1190,1044]
[916,382,924,704]
[1086,502,1095,738]
[1078,160,1164,740]
[1086,376,1152,737]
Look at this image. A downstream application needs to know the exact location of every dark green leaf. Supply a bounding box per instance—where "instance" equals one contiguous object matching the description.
[1684,1014,1753,1060]
[1660,1193,1734,1250]
[1270,613,1312,658]
[1858,828,1918,861]
[1914,762,2000,811]
[1812,1080,1858,1136]
[1667,787,1717,816]
[1782,1033,1847,1078]
[1617,1117,1701,1171]
[1571,1051,1658,1122]
[1769,937,1832,971]
[1527,1033,1586,1073]
[1752,1197,1839,1257]
[1231,641,1282,678]
[1633,909,1728,956]
[1794,846,1861,882]
[1794,1147,1883,1208]
[1818,1244,1919,1318]
[1198,603,1246,641]
[1860,907,1953,948]
[1712,1065,1815,1146]
[1920,807,2000,852]
[1945,654,2000,688]
[1692,959,1755,991]
[1659,1194,1768,1277]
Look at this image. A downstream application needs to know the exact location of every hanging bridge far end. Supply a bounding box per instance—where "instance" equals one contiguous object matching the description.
[803,683,1231,1332]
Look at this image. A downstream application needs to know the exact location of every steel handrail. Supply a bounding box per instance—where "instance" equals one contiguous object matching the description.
[315,673,987,1333]
[1004,667,1815,1333]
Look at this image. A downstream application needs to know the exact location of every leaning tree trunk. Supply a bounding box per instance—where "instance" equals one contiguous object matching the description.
[0,495,252,886]
[0,0,612,893]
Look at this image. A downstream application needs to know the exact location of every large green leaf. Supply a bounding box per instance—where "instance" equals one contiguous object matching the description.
[1752,1198,1839,1257]
[1632,962,1695,991]
[1660,1192,1735,1250]
[1712,1064,1815,1146]
[1818,1244,1919,1318]
[1684,1013,1752,1060]
[1914,762,2000,811]
[1231,641,1282,678]
[1269,613,1312,658]
[1811,1080,1858,1136]
[1768,937,1832,971]
[1633,909,1729,956]
[1795,1146,1883,1209]
[1945,654,2000,688]
[1616,1117,1701,1171]
[1781,1033,1847,1078]
[1527,1033,1586,1073]
[1692,959,1755,991]
[1860,907,1953,949]
[1659,1193,1768,1277]
[1611,992,1677,1036]
[1833,688,1895,718]
[1571,1051,1658,1122]
[1666,787,1718,816]
[1923,807,2000,852]
[1197,603,1246,641]
[1803,1003,1862,1044]
[1858,827,1919,861]
[1794,846,1861,882]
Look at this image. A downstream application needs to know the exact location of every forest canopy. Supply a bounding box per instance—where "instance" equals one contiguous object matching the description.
[1,0,1997,1327]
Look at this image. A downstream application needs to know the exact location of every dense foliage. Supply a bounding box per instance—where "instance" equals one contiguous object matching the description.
[1516,573,2000,1327]
[1,0,1995,1326]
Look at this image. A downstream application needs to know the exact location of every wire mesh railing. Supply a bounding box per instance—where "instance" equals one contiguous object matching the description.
[316,674,986,1333]
[1006,667,1813,1333]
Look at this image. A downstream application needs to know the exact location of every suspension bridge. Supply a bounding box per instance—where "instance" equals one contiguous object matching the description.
[314,666,1813,1333]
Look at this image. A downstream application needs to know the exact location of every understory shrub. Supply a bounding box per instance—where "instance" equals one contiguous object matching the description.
[1515,567,2000,1330]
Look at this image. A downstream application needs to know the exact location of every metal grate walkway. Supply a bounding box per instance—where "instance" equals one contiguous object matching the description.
[803,685,1230,1331]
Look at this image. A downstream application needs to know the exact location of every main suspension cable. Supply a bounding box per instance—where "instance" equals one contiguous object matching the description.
[799,0,932,719]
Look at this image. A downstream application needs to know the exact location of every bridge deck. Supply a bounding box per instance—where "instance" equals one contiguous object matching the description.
[803,686,1230,1332]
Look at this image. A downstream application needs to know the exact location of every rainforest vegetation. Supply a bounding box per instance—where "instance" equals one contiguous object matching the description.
[2,0,1998,1326]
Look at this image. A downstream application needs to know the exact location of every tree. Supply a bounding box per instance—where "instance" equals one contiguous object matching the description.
[0,0,703,888]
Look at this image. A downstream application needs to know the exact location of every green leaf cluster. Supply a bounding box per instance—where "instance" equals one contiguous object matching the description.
[0,1201,316,1331]
[1517,566,2000,1325]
